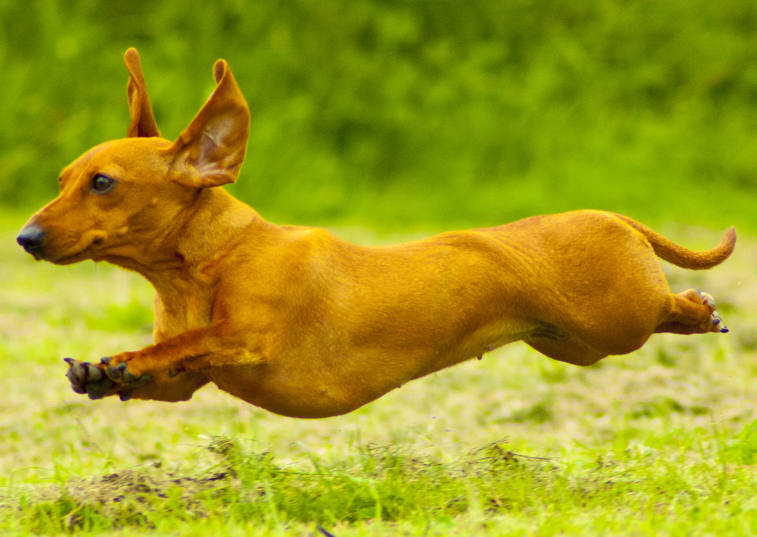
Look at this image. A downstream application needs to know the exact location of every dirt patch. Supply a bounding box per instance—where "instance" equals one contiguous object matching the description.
[1,465,233,524]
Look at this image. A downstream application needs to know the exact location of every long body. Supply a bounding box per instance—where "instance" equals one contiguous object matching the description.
[17,49,735,418]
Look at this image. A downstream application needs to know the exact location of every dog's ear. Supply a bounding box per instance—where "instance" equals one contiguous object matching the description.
[167,59,250,188]
[124,48,161,138]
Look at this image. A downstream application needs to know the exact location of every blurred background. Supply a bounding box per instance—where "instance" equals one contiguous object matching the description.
[1,0,756,232]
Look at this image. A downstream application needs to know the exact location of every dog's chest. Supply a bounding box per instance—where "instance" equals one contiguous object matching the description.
[152,282,212,341]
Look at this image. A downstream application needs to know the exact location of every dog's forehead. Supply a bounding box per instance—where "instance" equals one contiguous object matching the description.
[62,141,113,173]
[61,138,172,179]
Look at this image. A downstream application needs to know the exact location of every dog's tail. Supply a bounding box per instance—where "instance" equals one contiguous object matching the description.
[615,214,736,270]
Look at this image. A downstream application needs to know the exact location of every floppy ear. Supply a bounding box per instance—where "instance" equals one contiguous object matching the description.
[167,59,250,188]
[124,48,161,138]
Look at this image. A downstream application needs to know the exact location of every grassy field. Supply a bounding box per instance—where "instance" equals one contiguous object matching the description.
[2,212,757,535]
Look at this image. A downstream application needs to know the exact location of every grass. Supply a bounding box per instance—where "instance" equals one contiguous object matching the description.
[2,211,757,535]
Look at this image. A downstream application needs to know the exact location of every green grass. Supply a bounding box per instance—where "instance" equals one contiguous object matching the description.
[3,212,757,535]
[12,435,757,535]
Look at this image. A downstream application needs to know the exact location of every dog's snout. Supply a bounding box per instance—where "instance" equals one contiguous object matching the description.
[17,224,46,255]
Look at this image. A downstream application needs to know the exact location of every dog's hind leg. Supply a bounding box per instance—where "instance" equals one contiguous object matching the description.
[524,338,608,367]
[655,289,728,335]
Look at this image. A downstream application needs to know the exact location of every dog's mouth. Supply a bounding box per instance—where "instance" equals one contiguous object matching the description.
[26,231,110,266]
[54,248,97,265]
[57,237,110,265]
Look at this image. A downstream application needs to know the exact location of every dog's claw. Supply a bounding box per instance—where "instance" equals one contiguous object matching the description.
[123,369,138,383]
[106,361,152,386]
[106,362,127,381]
[698,290,715,308]
[707,292,728,333]
[126,371,152,386]
[66,356,151,397]
[64,358,86,394]
[85,378,115,399]
[67,362,86,385]
[85,363,103,381]
[694,289,729,335]
[65,358,112,398]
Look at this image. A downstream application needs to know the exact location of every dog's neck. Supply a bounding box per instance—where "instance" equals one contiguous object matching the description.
[176,188,261,266]
[117,188,272,301]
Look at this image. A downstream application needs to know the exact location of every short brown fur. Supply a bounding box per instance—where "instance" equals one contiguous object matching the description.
[18,50,736,418]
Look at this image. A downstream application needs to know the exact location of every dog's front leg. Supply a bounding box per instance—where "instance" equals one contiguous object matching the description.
[65,356,210,402]
[64,325,262,402]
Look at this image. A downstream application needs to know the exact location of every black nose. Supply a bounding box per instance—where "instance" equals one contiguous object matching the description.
[17,225,46,254]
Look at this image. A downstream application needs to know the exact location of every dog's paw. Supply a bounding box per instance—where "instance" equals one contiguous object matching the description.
[64,358,115,400]
[101,357,153,388]
[698,290,728,333]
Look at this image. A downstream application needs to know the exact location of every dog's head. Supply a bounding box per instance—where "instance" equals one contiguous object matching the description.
[17,49,250,267]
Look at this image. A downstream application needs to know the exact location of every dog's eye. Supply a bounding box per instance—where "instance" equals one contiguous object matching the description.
[91,174,116,194]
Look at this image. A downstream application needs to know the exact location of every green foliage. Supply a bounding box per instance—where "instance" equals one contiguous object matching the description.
[2,0,756,229]
[721,419,757,465]
[85,299,153,333]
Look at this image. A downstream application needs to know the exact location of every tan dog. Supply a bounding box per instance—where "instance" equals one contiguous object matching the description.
[17,49,735,418]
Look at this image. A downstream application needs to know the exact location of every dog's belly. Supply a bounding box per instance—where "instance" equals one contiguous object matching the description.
[204,318,535,418]
[206,363,386,418]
